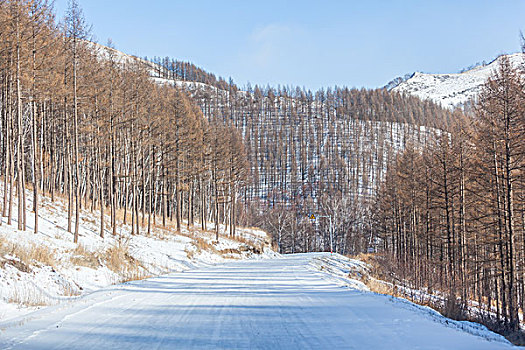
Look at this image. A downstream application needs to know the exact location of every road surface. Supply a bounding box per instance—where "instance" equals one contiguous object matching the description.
[0,253,514,349]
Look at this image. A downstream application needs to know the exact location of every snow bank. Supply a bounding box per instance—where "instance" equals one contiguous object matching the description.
[0,188,276,322]
[308,253,512,346]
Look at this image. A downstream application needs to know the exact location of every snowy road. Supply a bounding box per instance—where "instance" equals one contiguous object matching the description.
[0,253,515,349]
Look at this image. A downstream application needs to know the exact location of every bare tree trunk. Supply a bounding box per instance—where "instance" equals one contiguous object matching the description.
[32,101,39,233]
[16,12,25,231]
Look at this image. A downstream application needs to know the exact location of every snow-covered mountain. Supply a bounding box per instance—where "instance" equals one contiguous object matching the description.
[92,42,525,112]
[392,53,525,109]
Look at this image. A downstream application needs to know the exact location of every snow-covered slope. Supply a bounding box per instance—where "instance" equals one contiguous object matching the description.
[0,187,276,322]
[0,253,514,349]
[393,53,525,109]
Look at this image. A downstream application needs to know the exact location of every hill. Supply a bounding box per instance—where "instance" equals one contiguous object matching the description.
[139,49,453,254]
[392,53,525,109]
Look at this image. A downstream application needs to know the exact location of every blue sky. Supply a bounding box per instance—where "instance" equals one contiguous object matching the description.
[53,0,525,91]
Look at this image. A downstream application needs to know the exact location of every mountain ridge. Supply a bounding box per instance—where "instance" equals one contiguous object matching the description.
[392,52,525,109]
[93,41,524,112]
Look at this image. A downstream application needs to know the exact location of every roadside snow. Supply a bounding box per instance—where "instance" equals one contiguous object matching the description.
[310,253,513,345]
[0,188,276,322]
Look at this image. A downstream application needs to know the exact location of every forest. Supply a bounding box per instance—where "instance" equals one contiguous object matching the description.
[375,57,525,337]
[0,0,247,245]
[150,56,455,255]
[0,0,456,256]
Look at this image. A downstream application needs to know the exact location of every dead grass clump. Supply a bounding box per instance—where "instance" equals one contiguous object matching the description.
[8,284,49,307]
[0,234,6,251]
[120,269,151,283]
[63,283,82,297]
[4,258,31,273]
[219,248,242,259]
[185,247,195,260]
[151,228,171,240]
[193,237,217,254]
[218,232,267,252]
[220,248,241,255]
[105,241,132,274]
[104,240,151,283]
[348,253,402,297]
[366,278,401,297]
[239,244,263,255]
[6,242,56,268]
[114,209,128,225]
[351,253,393,280]
[82,216,96,225]
[352,252,377,266]
[31,245,56,266]
[0,235,8,268]
[70,244,100,269]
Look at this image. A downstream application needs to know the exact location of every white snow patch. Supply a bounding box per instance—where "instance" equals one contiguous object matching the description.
[0,186,275,322]
[393,53,525,109]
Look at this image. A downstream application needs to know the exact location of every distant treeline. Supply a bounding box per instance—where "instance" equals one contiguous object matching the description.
[147,55,234,91]
[154,55,455,255]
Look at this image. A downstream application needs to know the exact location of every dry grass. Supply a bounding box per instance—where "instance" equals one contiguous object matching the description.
[184,228,268,259]
[8,281,82,307]
[220,248,242,255]
[152,220,269,253]
[0,235,6,265]
[104,240,133,273]
[120,268,151,283]
[192,237,217,254]
[114,208,129,225]
[352,253,470,323]
[351,253,394,280]
[271,240,280,252]
[63,283,82,297]
[82,216,97,225]
[219,248,242,259]
[4,241,56,269]
[219,234,265,253]
[31,245,56,266]
[352,252,375,264]
[8,284,49,307]
[150,228,171,240]
[104,240,151,283]
[185,247,195,260]
[348,253,403,297]
[70,244,100,269]
[366,277,401,297]
[1,257,31,273]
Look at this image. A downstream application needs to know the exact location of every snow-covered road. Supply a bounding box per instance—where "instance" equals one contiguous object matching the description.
[0,253,515,349]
